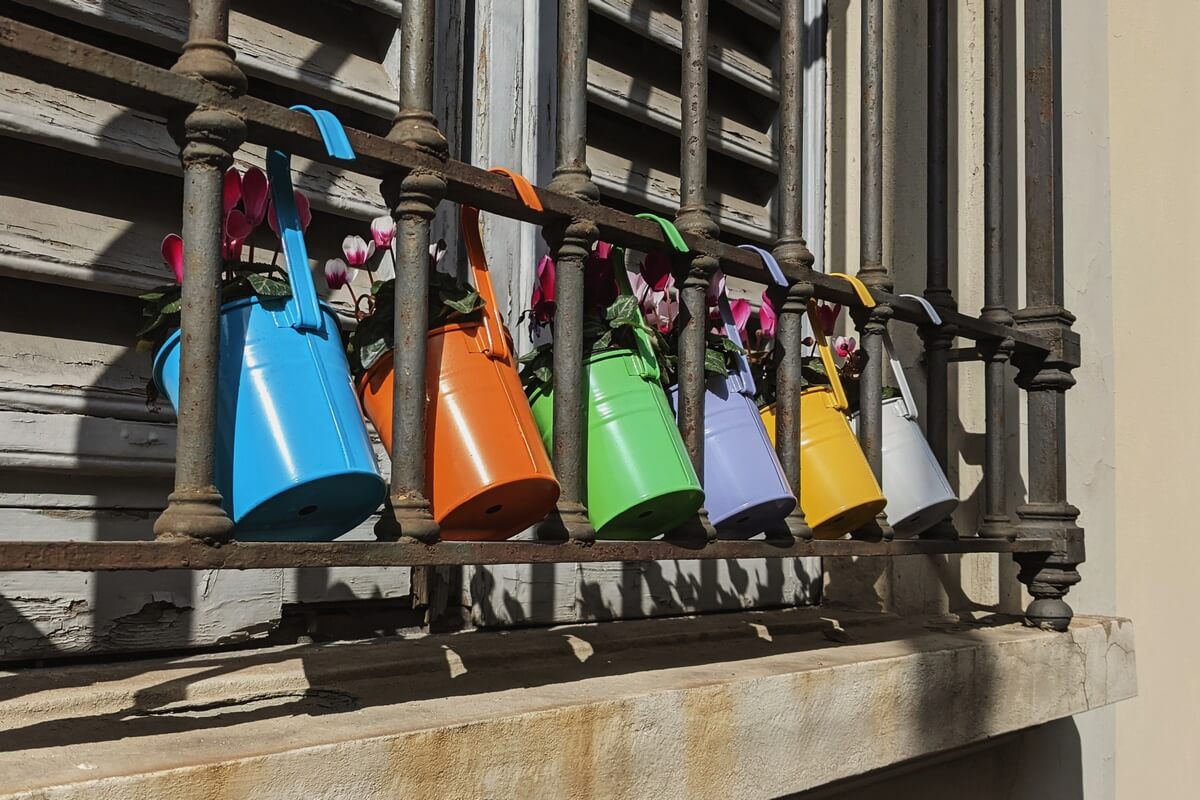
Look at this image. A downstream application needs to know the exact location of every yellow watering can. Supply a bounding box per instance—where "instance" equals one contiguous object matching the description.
[758,269,886,539]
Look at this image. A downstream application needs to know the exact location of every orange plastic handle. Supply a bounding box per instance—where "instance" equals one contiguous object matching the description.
[459,168,543,362]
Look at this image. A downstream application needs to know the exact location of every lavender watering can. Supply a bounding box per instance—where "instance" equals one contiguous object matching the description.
[638,218,795,538]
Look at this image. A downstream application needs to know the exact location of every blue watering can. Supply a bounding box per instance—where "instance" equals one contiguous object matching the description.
[154,106,386,541]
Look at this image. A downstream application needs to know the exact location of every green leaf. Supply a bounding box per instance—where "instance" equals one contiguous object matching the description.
[704,348,728,375]
[246,273,292,298]
[136,313,167,337]
[443,289,482,315]
[358,337,389,372]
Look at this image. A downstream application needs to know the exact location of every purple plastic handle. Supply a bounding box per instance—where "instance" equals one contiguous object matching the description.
[739,244,788,287]
[716,290,756,396]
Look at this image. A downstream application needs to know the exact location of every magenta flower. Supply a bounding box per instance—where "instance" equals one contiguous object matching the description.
[584,242,618,312]
[758,288,778,341]
[727,298,752,344]
[324,258,356,290]
[160,234,184,284]
[834,335,857,358]
[223,209,254,262]
[642,251,673,292]
[816,303,841,336]
[342,235,376,267]
[530,254,557,332]
[370,215,396,249]
[240,167,270,227]
[223,167,242,215]
[267,190,312,237]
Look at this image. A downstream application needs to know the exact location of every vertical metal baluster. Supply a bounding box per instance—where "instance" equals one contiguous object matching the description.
[154,0,244,542]
[855,0,893,539]
[674,0,718,542]
[773,0,816,541]
[1013,0,1083,631]
[540,0,598,542]
[978,0,1015,539]
[920,0,959,539]
[377,0,447,543]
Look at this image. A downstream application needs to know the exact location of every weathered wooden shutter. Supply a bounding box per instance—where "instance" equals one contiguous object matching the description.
[0,0,422,660]
[586,0,782,242]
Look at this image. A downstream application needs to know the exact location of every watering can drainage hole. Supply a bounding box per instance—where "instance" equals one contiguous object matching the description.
[638,510,654,519]
[486,505,503,514]
[298,505,319,516]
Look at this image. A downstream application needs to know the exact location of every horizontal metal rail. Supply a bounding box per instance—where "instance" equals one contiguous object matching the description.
[0,537,1057,571]
[0,15,1061,357]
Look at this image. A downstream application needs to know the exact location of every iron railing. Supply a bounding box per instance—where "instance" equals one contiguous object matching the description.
[0,0,1083,631]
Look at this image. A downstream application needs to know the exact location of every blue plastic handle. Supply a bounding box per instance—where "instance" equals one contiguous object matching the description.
[265,105,356,332]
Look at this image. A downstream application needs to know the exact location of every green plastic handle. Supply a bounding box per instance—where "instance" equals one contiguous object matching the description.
[636,213,689,253]
[610,247,661,382]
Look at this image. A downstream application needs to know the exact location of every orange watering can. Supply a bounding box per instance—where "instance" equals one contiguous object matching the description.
[759,272,886,538]
[359,170,560,540]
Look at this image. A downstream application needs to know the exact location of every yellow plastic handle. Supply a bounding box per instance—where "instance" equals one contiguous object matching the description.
[807,299,849,412]
[827,272,876,308]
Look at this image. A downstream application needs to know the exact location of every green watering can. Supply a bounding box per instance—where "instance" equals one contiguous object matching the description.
[527,242,703,540]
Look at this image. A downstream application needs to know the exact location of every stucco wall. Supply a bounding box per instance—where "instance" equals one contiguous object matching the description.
[1109,0,1200,796]
[821,0,1122,796]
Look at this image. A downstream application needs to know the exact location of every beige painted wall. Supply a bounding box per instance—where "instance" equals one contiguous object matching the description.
[822,0,1129,796]
[1109,0,1200,796]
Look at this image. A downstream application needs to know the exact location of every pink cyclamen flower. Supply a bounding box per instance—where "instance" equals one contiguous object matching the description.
[430,239,447,268]
[240,167,270,227]
[324,258,357,290]
[758,288,778,341]
[223,167,242,214]
[641,251,673,292]
[630,251,678,334]
[161,234,184,283]
[584,242,618,312]
[530,254,557,331]
[726,298,752,344]
[370,215,396,249]
[834,335,857,358]
[816,303,841,336]
[342,235,376,267]
[223,209,254,262]
[267,190,312,237]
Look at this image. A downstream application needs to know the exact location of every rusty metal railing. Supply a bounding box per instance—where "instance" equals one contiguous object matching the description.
[0,0,1082,631]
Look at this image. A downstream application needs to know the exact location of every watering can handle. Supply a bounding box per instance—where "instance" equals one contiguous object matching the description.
[459,168,544,362]
[634,215,754,393]
[611,246,662,383]
[265,105,356,332]
[810,273,875,413]
[620,212,704,383]
[806,298,850,412]
[738,244,788,288]
[878,294,943,420]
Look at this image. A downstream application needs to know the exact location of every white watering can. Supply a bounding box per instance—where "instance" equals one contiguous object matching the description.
[850,294,958,537]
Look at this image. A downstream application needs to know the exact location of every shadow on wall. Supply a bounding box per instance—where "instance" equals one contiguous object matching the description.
[781,718,1084,800]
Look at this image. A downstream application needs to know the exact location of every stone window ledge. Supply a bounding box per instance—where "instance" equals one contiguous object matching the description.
[0,609,1135,799]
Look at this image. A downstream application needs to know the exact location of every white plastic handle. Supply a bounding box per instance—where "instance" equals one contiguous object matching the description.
[885,294,944,420]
